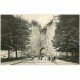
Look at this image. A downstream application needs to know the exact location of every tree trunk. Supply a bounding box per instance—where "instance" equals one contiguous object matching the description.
[66,52,68,61]
[71,52,74,61]
[16,49,18,58]
[8,50,10,59]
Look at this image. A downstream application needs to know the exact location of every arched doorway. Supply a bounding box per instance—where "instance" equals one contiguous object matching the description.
[39,47,46,60]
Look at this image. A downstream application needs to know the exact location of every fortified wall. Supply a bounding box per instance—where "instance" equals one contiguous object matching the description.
[29,20,57,57]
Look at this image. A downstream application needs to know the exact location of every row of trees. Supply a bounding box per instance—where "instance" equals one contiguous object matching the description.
[1,15,31,58]
[52,15,79,63]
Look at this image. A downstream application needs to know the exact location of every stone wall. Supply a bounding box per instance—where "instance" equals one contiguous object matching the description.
[30,25,41,56]
[41,21,57,57]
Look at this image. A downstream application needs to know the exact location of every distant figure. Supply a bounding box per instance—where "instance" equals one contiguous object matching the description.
[52,57,56,62]
[54,57,56,60]
[41,56,43,60]
[31,56,34,60]
[48,57,50,61]
[38,57,40,60]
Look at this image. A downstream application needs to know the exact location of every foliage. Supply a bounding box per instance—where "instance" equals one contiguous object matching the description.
[1,15,31,58]
[52,15,79,62]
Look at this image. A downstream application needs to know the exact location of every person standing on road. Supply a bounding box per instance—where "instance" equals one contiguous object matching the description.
[48,57,50,61]
[31,56,34,60]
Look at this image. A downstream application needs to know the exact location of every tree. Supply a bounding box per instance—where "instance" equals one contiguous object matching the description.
[1,15,16,58]
[11,16,31,58]
[52,15,79,63]
[1,15,31,58]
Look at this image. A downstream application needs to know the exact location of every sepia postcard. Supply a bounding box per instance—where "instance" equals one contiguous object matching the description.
[0,14,79,65]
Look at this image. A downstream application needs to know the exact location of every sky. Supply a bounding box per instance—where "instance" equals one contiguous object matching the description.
[21,14,54,28]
